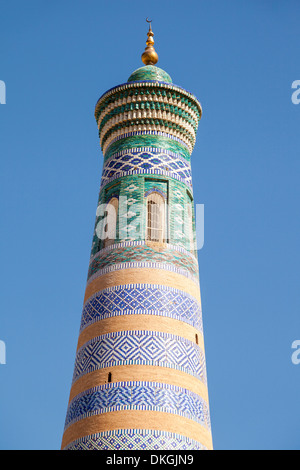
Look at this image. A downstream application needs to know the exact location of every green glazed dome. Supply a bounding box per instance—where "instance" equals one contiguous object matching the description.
[127,65,172,83]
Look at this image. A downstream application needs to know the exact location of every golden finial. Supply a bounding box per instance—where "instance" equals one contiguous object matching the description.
[141,18,158,66]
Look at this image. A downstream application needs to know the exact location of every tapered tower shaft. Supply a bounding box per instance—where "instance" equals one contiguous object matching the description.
[61,24,213,451]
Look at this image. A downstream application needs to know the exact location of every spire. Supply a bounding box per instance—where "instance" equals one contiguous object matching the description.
[141,18,158,66]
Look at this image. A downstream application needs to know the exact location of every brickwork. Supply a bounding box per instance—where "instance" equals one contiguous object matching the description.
[61,63,212,450]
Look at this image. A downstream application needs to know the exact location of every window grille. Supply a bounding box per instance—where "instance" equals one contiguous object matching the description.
[146,192,165,242]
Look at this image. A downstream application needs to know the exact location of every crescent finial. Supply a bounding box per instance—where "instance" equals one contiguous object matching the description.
[141,18,158,65]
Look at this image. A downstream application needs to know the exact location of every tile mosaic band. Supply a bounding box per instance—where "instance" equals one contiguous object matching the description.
[87,243,199,283]
[79,283,203,333]
[64,381,210,431]
[64,429,206,450]
[72,330,207,386]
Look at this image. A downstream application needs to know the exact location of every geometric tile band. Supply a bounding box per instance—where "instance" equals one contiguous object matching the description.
[89,240,195,263]
[63,429,207,450]
[87,261,198,285]
[64,381,211,431]
[100,148,192,190]
[80,284,203,333]
[72,330,207,386]
[98,100,198,146]
[84,269,201,309]
[87,244,199,282]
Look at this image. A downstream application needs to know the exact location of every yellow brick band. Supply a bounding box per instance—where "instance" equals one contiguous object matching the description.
[84,268,201,306]
[67,364,209,404]
[77,314,205,351]
[61,410,213,450]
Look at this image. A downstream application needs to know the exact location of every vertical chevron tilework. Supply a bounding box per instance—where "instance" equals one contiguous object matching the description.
[64,381,210,430]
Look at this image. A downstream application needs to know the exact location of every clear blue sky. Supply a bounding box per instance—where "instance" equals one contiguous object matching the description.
[0,0,300,450]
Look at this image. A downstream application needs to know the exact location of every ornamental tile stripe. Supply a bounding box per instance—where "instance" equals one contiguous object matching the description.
[95,81,202,120]
[105,131,191,149]
[64,429,206,450]
[98,102,198,136]
[100,169,191,192]
[89,240,196,264]
[103,146,191,164]
[99,114,196,149]
[87,261,198,285]
[64,381,210,431]
[87,244,198,282]
[72,330,207,386]
[79,284,203,333]
[104,134,191,161]
[101,124,195,156]
[103,130,190,157]
[101,148,192,188]
[95,82,201,121]
[97,97,200,129]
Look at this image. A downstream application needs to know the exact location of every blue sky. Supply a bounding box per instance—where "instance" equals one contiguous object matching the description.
[0,0,300,450]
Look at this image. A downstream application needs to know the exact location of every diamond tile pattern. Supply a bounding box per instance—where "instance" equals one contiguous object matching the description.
[80,284,203,332]
[64,429,206,450]
[72,331,206,385]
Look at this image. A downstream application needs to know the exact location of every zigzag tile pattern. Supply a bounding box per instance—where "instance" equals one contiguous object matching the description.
[80,284,203,333]
[72,331,206,385]
[64,381,210,430]
[64,429,206,450]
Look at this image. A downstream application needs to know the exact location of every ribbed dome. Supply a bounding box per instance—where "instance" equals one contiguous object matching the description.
[127,65,172,83]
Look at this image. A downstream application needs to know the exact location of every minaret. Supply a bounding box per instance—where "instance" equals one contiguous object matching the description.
[61,21,213,451]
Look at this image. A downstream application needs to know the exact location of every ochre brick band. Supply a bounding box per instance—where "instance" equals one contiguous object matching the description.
[61,410,213,450]
[84,268,201,305]
[67,364,210,404]
[77,314,205,351]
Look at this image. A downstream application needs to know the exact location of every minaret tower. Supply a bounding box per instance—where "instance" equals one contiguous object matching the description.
[61,21,213,451]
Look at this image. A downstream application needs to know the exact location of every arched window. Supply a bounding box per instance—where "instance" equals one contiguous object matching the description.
[146,192,165,242]
[103,197,118,248]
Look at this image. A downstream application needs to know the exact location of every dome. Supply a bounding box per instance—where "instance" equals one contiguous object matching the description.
[127,65,172,84]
